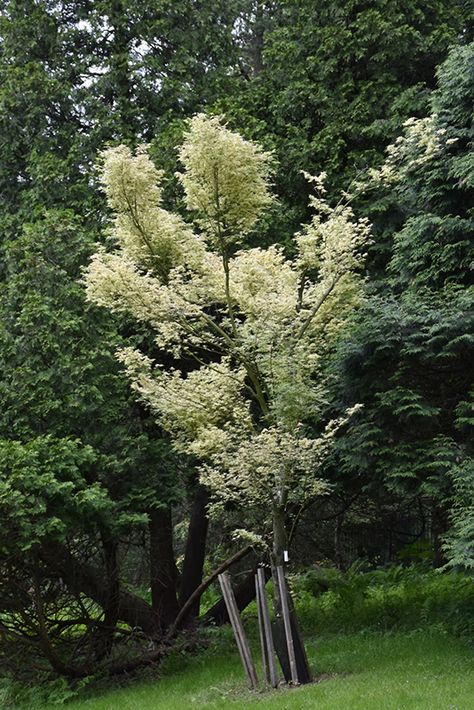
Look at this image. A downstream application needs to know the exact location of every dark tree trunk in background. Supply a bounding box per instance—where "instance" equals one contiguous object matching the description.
[179,485,209,623]
[432,504,449,568]
[334,512,344,571]
[95,535,121,659]
[148,507,180,630]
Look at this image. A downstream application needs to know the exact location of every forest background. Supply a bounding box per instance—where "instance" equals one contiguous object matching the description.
[0,0,473,688]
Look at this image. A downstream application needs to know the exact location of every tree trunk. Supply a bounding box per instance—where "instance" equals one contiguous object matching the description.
[272,504,288,567]
[95,535,120,660]
[271,503,288,619]
[271,504,311,685]
[179,485,209,623]
[148,507,180,631]
[334,512,345,571]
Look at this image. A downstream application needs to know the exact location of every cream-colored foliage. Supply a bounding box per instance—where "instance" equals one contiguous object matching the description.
[362,115,451,189]
[167,250,226,309]
[84,249,204,354]
[230,246,298,324]
[100,144,201,281]
[100,145,163,213]
[177,114,274,248]
[84,249,169,323]
[117,349,251,458]
[85,115,369,534]
[295,180,370,278]
[200,425,330,514]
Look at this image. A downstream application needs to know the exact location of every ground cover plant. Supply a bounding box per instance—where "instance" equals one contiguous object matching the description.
[2,566,474,708]
[292,564,474,637]
[23,632,474,710]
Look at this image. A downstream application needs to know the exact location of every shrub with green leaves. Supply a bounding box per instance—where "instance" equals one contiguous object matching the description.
[292,565,474,637]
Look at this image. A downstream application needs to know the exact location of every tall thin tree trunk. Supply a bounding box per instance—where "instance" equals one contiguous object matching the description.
[272,504,288,567]
[271,503,311,684]
[271,503,288,614]
[95,535,120,659]
[148,507,179,631]
[334,512,344,571]
[179,485,209,623]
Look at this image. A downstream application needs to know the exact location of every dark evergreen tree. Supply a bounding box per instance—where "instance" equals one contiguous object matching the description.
[329,42,474,567]
[216,0,473,245]
[0,0,242,675]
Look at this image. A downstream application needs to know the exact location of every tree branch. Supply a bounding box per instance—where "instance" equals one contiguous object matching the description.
[165,544,252,639]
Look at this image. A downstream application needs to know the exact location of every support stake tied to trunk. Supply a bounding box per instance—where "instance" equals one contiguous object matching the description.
[218,572,258,690]
[276,565,299,685]
[255,567,279,688]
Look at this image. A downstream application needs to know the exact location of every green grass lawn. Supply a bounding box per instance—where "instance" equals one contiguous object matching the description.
[39,629,474,710]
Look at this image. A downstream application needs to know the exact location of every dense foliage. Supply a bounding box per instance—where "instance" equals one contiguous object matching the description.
[0,0,472,687]
[327,41,474,568]
[293,563,474,637]
[84,114,369,566]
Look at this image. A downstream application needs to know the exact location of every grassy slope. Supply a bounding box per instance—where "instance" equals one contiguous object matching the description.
[42,630,474,710]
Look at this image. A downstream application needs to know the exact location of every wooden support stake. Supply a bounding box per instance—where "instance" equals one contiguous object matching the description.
[255,574,270,684]
[256,568,279,688]
[218,572,258,690]
[289,604,311,684]
[276,565,299,685]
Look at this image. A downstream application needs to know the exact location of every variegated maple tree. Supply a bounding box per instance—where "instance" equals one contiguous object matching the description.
[85,114,368,564]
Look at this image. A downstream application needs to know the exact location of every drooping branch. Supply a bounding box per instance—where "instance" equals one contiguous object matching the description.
[32,571,86,679]
[40,540,161,637]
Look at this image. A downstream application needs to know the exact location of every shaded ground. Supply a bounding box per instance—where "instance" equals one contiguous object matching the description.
[39,629,474,710]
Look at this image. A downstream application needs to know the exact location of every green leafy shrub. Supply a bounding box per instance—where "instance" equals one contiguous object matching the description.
[292,566,344,598]
[0,674,87,707]
[292,564,474,637]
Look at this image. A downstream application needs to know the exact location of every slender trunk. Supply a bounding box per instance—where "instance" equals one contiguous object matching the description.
[271,504,311,685]
[179,485,209,623]
[272,504,288,568]
[95,535,120,660]
[334,512,344,571]
[148,507,179,630]
[272,502,288,612]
